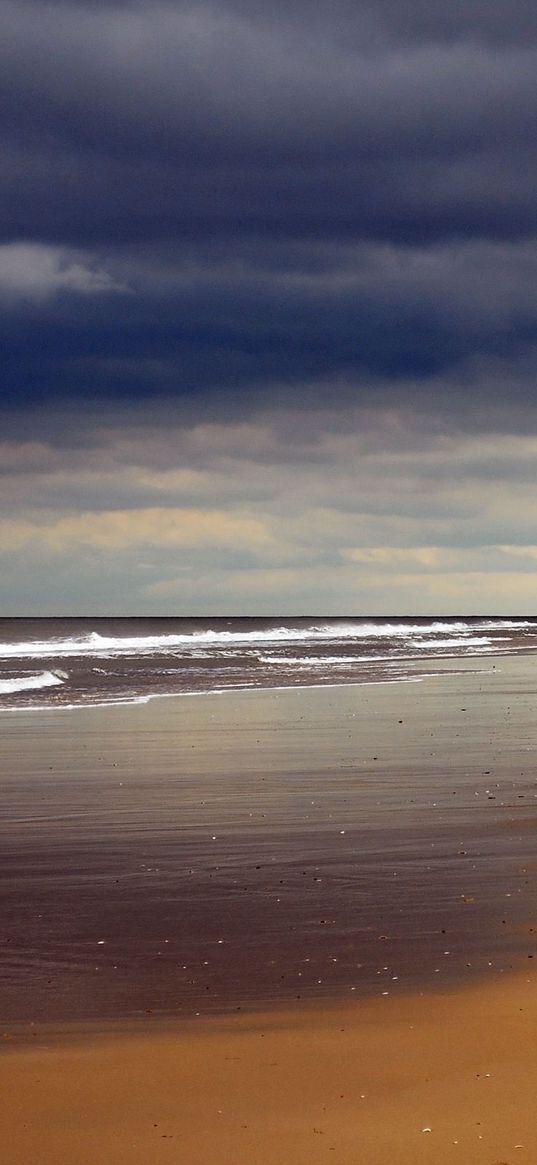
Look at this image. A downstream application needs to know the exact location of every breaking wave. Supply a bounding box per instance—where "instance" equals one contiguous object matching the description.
[1,617,536,711]
[0,670,66,695]
[0,619,533,660]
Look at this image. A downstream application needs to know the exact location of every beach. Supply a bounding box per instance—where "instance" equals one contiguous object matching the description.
[3,971,537,1164]
[2,651,537,1160]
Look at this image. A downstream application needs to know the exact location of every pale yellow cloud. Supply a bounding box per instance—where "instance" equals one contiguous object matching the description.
[379,570,537,605]
[143,557,537,614]
[495,544,537,561]
[342,544,537,580]
[0,507,274,552]
[343,546,450,569]
[4,409,537,613]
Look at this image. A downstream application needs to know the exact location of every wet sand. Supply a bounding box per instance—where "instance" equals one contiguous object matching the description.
[2,654,537,1160]
[2,654,537,1021]
[3,969,537,1164]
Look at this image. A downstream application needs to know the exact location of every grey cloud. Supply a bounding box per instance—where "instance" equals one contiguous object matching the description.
[3,236,537,423]
[0,243,126,301]
[1,1,537,250]
[3,398,537,611]
[3,396,537,512]
[24,0,537,48]
[3,10,533,155]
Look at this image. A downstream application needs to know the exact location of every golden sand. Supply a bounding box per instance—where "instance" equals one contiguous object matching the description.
[3,969,537,1164]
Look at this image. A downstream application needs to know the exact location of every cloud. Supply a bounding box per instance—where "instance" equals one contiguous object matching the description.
[0,507,275,553]
[3,237,537,415]
[1,406,537,611]
[2,2,537,250]
[2,3,537,420]
[0,243,126,301]
[2,1,537,611]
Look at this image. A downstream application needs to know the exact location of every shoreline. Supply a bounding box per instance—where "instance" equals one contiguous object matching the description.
[0,652,496,714]
[2,939,535,1046]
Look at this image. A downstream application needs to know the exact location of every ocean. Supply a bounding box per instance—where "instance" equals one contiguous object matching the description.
[1,615,537,711]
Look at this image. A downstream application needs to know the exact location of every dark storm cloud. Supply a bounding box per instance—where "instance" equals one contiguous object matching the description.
[2,0,537,245]
[1,0,537,425]
[2,238,537,425]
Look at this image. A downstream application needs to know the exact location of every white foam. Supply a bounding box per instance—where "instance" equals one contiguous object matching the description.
[0,673,436,712]
[410,635,496,650]
[0,619,532,660]
[0,670,66,695]
[258,654,382,665]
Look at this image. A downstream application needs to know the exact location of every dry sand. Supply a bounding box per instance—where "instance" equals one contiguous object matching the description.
[3,968,537,1165]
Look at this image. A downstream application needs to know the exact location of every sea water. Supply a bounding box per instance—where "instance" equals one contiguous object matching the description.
[1,615,536,710]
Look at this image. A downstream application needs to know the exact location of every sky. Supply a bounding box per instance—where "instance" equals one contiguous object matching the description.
[2,0,537,615]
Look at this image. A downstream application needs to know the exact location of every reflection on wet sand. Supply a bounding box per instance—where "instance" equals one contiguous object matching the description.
[1,654,537,1023]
